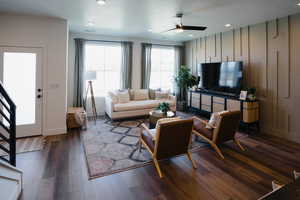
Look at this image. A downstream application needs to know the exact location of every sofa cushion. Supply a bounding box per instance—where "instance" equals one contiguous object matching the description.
[113,99,176,112]
[114,100,159,112]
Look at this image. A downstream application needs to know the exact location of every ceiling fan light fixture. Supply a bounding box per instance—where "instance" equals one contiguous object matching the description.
[96,0,106,5]
[175,24,184,33]
[175,28,184,33]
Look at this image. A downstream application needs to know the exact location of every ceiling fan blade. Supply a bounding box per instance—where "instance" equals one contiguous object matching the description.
[182,25,207,31]
[160,28,177,33]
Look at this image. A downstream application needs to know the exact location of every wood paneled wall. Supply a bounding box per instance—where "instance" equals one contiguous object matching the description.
[184,13,300,143]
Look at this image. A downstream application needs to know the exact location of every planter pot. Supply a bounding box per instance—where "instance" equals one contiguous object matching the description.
[177,101,187,111]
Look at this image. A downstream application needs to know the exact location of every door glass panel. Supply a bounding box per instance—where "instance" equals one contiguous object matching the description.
[3,52,37,125]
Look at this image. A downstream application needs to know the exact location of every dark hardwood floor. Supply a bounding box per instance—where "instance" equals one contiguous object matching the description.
[17,124,300,200]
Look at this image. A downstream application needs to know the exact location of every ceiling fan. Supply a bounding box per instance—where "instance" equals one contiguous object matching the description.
[162,13,207,33]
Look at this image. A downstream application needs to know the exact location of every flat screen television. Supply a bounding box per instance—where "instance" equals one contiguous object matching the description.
[197,61,243,96]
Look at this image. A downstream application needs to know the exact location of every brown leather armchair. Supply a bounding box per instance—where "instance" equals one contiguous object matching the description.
[139,118,197,178]
[192,111,245,159]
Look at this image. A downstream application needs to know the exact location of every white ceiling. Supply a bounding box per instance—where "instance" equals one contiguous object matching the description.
[0,0,299,41]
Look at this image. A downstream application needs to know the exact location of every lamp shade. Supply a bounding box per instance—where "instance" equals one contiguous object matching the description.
[85,70,97,81]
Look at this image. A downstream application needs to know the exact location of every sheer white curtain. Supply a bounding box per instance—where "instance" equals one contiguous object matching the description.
[149,46,176,92]
[84,42,122,97]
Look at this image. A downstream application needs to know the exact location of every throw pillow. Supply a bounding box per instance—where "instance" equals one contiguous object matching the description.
[129,89,135,100]
[133,89,149,100]
[149,88,161,99]
[107,91,118,104]
[155,90,170,100]
[206,110,229,129]
[117,90,130,103]
[149,89,156,100]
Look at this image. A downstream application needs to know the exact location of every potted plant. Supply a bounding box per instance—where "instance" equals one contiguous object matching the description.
[156,102,170,115]
[175,65,199,111]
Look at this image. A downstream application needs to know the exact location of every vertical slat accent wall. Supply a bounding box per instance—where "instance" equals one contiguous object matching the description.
[184,13,300,143]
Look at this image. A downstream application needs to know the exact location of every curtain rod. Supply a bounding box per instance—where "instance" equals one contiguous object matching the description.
[74,38,132,43]
[75,38,183,47]
[142,43,183,47]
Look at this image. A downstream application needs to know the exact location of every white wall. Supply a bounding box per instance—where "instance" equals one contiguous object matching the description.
[0,14,68,135]
[68,32,182,115]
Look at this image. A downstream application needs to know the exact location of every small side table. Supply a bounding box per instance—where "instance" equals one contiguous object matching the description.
[149,110,176,129]
[241,101,260,133]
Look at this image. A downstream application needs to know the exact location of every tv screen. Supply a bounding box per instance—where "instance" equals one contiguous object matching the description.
[197,62,243,95]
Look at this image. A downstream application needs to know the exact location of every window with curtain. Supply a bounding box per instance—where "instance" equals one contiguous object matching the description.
[84,42,122,97]
[149,46,175,91]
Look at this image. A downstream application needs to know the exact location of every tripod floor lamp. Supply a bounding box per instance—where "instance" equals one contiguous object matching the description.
[84,70,97,121]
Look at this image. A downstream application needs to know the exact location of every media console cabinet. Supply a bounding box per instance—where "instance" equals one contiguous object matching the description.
[188,90,259,132]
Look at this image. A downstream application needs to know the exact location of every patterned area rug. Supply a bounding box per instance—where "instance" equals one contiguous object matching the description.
[0,136,45,156]
[81,115,209,179]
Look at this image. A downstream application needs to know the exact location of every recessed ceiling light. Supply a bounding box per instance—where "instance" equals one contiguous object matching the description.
[225,24,232,27]
[96,0,106,5]
[189,34,194,37]
[297,2,300,6]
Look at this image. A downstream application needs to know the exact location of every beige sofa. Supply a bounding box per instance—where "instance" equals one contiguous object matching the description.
[105,89,176,120]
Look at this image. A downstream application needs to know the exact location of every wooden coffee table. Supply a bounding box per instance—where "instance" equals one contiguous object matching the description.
[149,110,176,129]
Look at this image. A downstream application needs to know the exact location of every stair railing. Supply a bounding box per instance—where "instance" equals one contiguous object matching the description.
[0,82,16,166]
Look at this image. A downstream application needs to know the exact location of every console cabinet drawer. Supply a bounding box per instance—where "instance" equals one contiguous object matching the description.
[202,95,211,105]
[192,93,200,99]
[213,97,225,104]
[213,103,225,112]
[191,100,200,108]
[202,105,211,112]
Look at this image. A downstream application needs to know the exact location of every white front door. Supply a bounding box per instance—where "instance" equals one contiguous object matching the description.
[0,47,43,138]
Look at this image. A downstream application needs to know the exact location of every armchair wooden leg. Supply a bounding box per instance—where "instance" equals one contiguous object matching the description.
[187,152,197,169]
[211,143,225,159]
[234,139,245,151]
[153,158,163,178]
